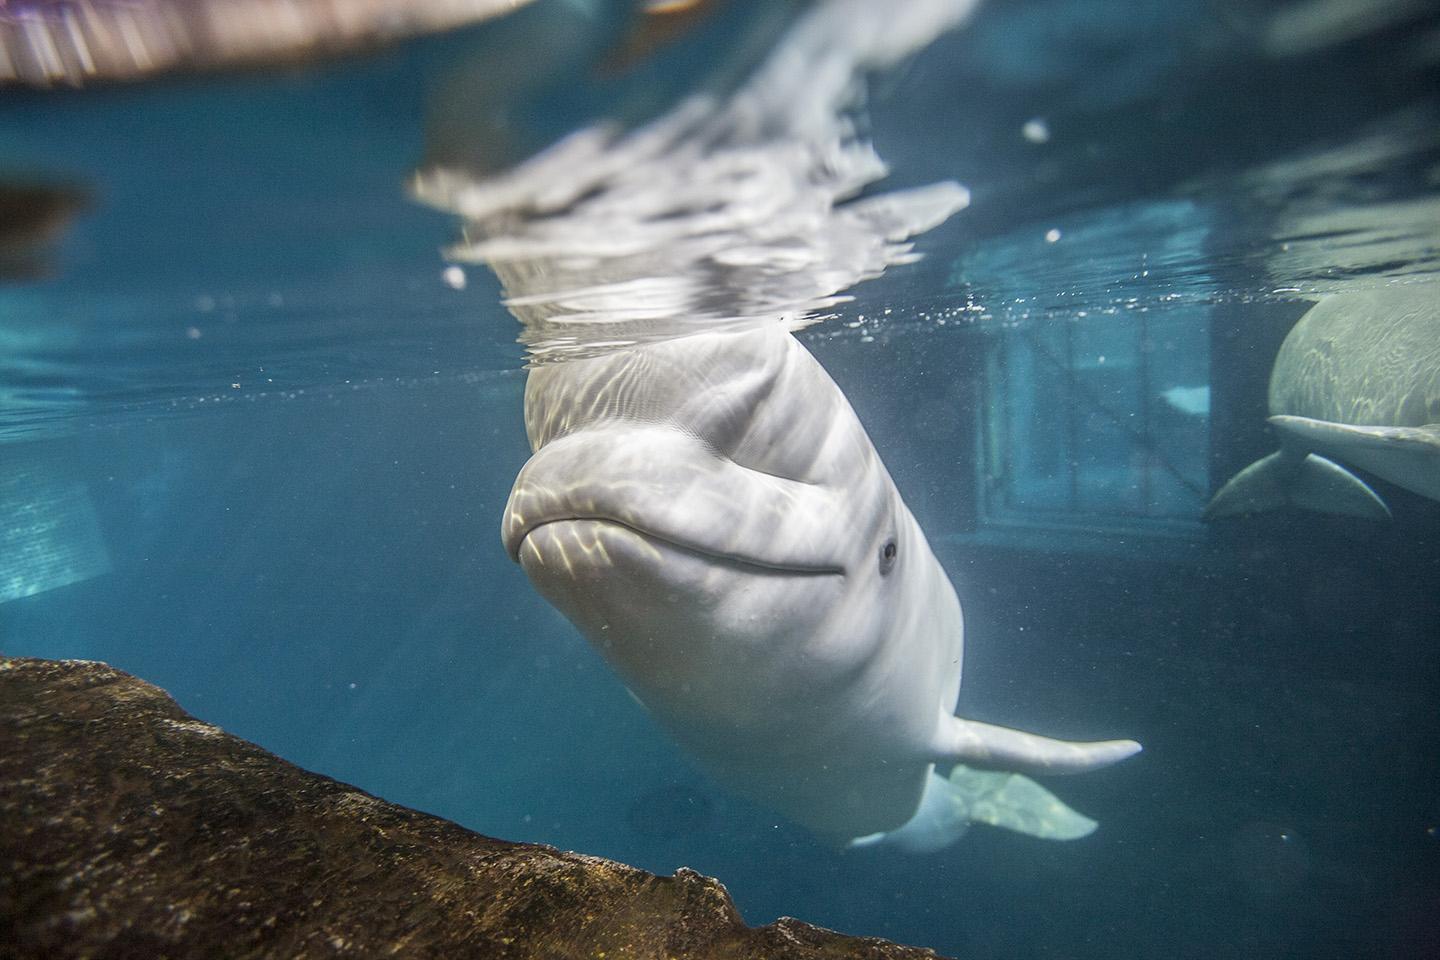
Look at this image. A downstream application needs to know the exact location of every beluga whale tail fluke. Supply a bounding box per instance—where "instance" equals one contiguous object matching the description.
[1205,448,1393,519]
[849,765,1103,854]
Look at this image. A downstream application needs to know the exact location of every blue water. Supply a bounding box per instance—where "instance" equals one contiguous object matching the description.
[3,1,1439,957]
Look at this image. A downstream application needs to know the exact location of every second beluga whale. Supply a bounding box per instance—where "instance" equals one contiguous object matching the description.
[1207,285,1440,519]
[504,324,1141,846]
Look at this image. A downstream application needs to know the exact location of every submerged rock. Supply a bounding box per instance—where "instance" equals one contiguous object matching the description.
[0,656,942,959]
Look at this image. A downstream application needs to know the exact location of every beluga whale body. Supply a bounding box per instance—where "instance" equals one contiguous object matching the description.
[415,0,1140,849]
[1207,285,1440,519]
[504,325,1142,846]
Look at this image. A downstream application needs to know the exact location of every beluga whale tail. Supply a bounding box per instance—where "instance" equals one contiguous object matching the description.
[849,765,1104,854]
[500,328,1141,848]
[415,0,1140,851]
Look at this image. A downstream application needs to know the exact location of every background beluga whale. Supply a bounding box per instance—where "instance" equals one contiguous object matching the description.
[416,0,1140,849]
[1207,285,1440,519]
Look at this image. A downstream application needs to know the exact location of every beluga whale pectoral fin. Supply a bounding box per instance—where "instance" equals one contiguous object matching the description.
[1204,447,1392,520]
[848,766,1099,854]
[934,715,1142,775]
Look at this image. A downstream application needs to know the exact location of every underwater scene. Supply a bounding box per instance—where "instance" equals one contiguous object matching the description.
[2,0,1438,957]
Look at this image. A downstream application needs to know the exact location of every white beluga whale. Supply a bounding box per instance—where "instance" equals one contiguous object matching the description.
[1207,285,1440,519]
[413,0,1141,848]
[503,325,1141,846]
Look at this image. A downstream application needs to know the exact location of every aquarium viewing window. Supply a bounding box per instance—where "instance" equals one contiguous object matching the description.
[975,308,1210,542]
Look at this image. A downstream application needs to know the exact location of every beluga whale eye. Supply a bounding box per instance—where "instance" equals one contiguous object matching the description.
[878,538,898,575]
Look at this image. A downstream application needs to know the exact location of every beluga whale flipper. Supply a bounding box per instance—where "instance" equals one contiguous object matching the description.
[1207,285,1440,519]
[415,0,1140,849]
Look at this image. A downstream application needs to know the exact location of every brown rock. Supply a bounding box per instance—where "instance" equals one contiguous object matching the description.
[0,656,943,959]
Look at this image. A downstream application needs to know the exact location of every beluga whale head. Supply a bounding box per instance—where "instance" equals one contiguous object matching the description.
[504,325,971,837]
[417,0,1140,848]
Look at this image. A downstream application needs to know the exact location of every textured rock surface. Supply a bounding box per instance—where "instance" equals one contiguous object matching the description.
[0,656,943,959]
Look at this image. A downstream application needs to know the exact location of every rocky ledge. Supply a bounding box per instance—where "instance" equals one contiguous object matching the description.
[0,656,941,959]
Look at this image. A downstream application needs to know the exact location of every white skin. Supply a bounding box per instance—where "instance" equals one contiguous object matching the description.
[504,324,1140,842]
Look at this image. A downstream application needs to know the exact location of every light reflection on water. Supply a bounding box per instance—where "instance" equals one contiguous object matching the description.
[0,0,1436,438]
[414,0,979,362]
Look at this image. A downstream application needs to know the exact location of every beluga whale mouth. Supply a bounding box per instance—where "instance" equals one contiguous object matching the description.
[515,515,847,577]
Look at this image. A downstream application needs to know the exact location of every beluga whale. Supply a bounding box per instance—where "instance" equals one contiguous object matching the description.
[415,0,1140,849]
[504,324,1141,846]
[1207,285,1440,519]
